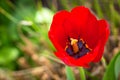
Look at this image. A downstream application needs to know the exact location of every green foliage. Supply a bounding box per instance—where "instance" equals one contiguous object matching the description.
[0,0,54,70]
[0,47,19,65]
[115,53,120,79]
[66,66,75,80]
[79,67,86,80]
[103,52,120,80]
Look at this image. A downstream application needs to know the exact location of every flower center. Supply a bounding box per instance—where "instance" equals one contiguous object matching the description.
[65,38,92,59]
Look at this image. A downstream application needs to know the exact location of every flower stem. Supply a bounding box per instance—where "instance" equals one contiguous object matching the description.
[65,66,75,80]
[79,67,86,80]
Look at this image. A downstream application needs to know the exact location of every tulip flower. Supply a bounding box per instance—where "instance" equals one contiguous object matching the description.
[48,6,110,67]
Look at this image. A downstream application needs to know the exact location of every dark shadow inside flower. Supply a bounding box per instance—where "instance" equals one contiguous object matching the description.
[65,37,92,59]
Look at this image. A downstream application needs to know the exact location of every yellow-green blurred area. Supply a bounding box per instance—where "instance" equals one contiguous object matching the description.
[0,0,120,80]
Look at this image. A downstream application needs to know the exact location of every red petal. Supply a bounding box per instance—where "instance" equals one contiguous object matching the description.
[92,20,110,62]
[70,6,90,27]
[49,10,70,49]
[55,51,90,67]
[82,13,99,49]
[63,6,89,39]
[64,6,99,49]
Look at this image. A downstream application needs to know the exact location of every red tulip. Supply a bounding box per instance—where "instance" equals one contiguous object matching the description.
[48,6,110,67]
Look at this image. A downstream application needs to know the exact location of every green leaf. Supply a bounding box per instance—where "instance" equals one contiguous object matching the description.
[103,52,120,80]
[0,47,19,65]
[115,53,120,79]
[65,66,75,80]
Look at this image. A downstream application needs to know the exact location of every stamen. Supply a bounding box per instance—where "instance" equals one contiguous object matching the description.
[66,45,74,56]
[74,46,90,59]
[65,37,92,59]
[80,38,85,43]
[85,44,92,51]
[77,40,84,49]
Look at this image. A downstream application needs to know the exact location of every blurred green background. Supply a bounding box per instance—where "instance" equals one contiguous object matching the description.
[0,0,120,80]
